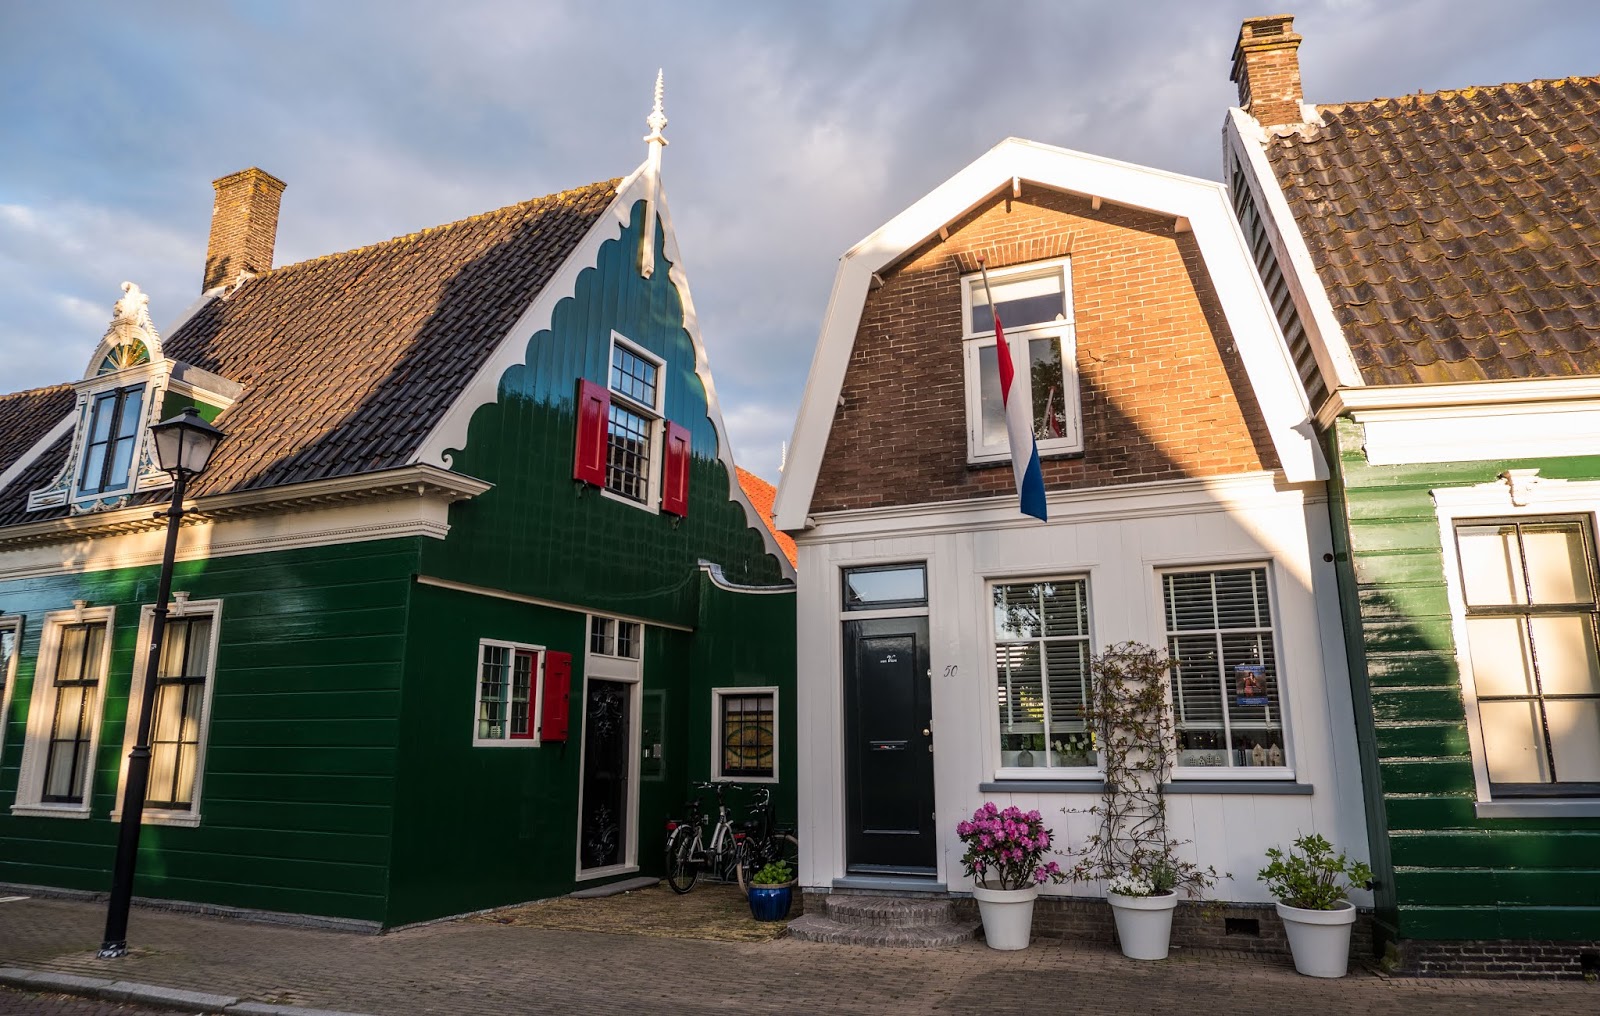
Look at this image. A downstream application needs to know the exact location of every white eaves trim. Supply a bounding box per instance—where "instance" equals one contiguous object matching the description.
[410,162,796,583]
[1223,108,1364,393]
[0,413,73,496]
[1317,376,1600,429]
[774,136,1324,531]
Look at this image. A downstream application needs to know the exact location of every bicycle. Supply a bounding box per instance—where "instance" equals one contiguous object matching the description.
[734,786,799,895]
[664,782,749,894]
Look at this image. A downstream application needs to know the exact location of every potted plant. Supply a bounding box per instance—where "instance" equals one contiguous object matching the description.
[746,860,796,922]
[1070,644,1220,961]
[1258,833,1372,978]
[956,803,1067,950]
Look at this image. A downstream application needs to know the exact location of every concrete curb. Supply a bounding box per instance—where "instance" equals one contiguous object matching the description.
[0,966,375,1016]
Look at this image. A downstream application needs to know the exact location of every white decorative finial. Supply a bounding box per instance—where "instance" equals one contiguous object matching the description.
[644,69,668,146]
[112,281,148,325]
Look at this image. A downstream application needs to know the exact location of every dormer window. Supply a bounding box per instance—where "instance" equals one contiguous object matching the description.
[78,386,146,496]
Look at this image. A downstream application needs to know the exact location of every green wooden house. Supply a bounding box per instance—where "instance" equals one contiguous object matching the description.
[1224,15,1600,975]
[0,97,795,929]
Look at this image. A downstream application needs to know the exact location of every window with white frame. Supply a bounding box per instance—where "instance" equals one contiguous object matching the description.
[962,259,1081,463]
[474,640,543,745]
[0,617,20,755]
[994,578,1095,770]
[77,384,146,497]
[605,335,664,504]
[14,607,114,814]
[1454,517,1600,794]
[114,603,223,822]
[1164,567,1288,770]
[713,688,777,781]
[590,616,641,659]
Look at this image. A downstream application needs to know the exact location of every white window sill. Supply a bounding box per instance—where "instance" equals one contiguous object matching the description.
[995,766,1102,781]
[10,803,92,820]
[1172,766,1296,781]
[712,774,778,785]
[600,487,659,515]
[1475,799,1600,819]
[470,739,543,748]
[109,808,201,827]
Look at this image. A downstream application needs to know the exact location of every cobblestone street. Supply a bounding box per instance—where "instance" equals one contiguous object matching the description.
[0,896,1595,1015]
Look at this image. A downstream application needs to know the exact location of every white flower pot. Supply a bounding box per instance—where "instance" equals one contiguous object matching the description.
[1276,900,1357,977]
[972,883,1040,950]
[1107,890,1177,960]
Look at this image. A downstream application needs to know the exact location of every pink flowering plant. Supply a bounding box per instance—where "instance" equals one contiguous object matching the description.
[956,803,1069,891]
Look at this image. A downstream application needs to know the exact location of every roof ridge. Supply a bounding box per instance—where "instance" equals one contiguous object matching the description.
[1317,74,1600,114]
[250,177,622,282]
[0,381,75,402]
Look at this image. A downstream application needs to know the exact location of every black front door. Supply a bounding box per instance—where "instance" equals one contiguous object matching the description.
[844,617,935,874]
[579,679,631,871]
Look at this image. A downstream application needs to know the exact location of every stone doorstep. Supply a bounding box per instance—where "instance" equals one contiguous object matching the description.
[0,965,375,1016]
[785,914,980,948]
[822,894,962,929]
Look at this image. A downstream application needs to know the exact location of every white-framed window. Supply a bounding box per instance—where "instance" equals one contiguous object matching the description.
[473,639,545,747]
[1163,566,1291,773]
[75,383,148,499]
[993,578,1096,772]
[13,605,115,817]
[112,600,223,826]
[589,615,642,660]
[604,332,665,507]
[0,616,21,758]
[712,687,778,782]
[1452,516,1600,795]
[961,258,1081,464]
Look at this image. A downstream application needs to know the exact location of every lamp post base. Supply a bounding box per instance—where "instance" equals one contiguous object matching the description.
[96,941,128,959]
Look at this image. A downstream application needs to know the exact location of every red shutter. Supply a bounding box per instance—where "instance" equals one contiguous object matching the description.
[540,651,572,743]
[572,380,610,486]
[660,421,690,516]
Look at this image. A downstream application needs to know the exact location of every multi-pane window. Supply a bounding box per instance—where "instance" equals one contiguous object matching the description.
[606,337,662,503]
[590,616,641,659]
[1164,567,1287,769]
[963,260,1081,462]
[1456,518,1600,793]
[43,622,107,803]
[716,691,776,779]
[994,579,1094,769]
[145,617,213,810]
[78,386,145,496]
[476,642,538,743]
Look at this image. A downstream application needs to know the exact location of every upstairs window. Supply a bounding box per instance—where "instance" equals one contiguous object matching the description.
[78,385,145,496]
[962,259,1081,463]
[590,616,642,659]
[1455,518,1600,794]
[606,336,664,504]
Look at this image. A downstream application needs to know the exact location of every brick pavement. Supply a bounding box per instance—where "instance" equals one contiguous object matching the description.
[0,897,1594,1015]
[0,988,190,1015]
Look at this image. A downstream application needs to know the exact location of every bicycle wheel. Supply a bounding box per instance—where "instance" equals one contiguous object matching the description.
[736,834,798,896]
[665,828,699,894]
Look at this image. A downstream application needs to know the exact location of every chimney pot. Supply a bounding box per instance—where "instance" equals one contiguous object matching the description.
[1231,14,1306,129]
[203,167,286,292]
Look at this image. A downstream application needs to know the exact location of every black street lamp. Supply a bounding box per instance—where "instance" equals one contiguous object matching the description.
[99,407,224,959]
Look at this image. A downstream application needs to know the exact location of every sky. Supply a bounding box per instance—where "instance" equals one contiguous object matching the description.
[3,1,1597,482]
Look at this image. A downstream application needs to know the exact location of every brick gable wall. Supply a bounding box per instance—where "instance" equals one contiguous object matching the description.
[810,188,1279,514]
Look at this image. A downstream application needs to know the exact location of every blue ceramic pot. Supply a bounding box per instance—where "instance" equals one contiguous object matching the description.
[748,884,794,921]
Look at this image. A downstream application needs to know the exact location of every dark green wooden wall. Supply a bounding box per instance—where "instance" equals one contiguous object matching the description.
[1327,418,1600,943]
[0,538,422,924]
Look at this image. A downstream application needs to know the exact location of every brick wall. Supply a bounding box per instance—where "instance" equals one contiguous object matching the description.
[204,168,286,292]
[1393,939,1600,980]
[1231,15,1305,128]
[811,188,1278,514]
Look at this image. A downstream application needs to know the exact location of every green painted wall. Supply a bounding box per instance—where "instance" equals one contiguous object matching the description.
[1328,418,1600,942]
[423,200,788,629]
[0,538,422,924]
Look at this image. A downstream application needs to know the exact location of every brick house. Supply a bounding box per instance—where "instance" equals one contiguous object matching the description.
[774,136,1369,931]
[1225,14,1600,974]
[0,97,795,929]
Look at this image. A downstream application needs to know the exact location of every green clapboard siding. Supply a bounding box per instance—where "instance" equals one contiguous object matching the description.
[1327,418,1600,943]
[0,538,422,923]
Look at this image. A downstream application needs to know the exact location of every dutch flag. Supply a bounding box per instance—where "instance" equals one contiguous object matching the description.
[978,257,1048,521]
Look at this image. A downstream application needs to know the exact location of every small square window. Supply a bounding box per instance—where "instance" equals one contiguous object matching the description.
[590,617,641,659]
[843,564,927,611]
[714,688,777,781]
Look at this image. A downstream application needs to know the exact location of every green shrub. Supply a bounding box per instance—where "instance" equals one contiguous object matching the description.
[1258,833,1372,911]
[751,860,794,886]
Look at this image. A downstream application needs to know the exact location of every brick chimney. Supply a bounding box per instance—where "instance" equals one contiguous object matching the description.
[203,167,286,291]
[1231,15,1305,128]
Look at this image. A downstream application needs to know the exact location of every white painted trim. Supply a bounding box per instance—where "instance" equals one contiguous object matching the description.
[413,575,695,633]
[469,639,546,748]
[110,599,225,827]
[12,605,116,816]
[0,615,22,761]
[1431,472,1600,804]
[1321,378,1600,431]
[1223,108,1364,393]
[603,331,665,514]
[696,560,794,595]
[1359,401,1600,467]
[574,626,644,880]
[775,136,1325,530]
[711,685,780,784]
[0,414,73,496]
